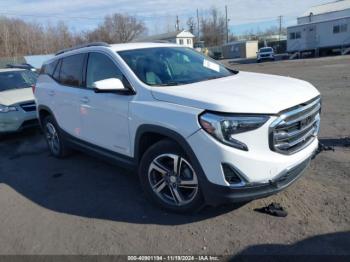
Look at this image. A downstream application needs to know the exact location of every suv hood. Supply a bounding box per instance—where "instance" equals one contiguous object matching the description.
[0,88,34,106]
[151,71,320,114]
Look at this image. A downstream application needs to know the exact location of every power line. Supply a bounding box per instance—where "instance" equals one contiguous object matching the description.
[0,12,104,21]
[0,10,296,24]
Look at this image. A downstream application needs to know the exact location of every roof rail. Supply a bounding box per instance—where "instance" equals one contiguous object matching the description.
[55,42,110,56]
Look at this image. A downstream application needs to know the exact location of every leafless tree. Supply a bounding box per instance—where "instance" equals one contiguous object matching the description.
[0,13,146,58]
[187,17,196,34]
[200,7,226,47]
[86,13,146,43]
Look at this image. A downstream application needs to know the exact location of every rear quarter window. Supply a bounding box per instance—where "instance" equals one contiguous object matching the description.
[41,60,58,76]
[52,59,61,81]
[59,54,85,87]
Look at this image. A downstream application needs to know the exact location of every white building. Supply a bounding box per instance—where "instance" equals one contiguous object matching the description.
[287,0,350,55]
[221,41,259,59]
[134,30,195,48]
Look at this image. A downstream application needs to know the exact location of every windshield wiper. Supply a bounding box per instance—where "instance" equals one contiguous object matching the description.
[206,76,224,80]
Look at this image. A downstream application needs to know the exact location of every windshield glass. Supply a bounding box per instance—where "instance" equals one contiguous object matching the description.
[0,70,37,92]
[260,48,273,53]
[118,47,235,86]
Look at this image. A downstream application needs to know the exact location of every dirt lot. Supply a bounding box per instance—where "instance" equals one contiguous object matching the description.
[0,56,349,256]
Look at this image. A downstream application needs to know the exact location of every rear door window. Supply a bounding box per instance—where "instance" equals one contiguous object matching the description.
[59,54,85,87]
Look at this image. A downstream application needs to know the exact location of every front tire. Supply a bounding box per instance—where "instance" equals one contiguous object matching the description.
[139,139,204,213]
[43,115,70,158]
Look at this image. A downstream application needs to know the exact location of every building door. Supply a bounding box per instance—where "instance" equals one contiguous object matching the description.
[305,25,317,50]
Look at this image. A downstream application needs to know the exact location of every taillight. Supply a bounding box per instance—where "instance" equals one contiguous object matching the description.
[31,84,36,94]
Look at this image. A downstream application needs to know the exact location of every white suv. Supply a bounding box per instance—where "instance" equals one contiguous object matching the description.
[35,42,321,212]
[0,69,38,134]
[257,47,275,63]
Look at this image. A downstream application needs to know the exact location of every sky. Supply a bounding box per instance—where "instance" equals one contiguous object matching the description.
[0,0,333,36]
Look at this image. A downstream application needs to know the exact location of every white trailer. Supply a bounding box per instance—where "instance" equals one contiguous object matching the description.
[287,16,350,55]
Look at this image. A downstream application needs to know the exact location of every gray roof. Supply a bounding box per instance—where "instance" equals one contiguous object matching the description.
[134,31,181,42]
[223,40,258,46]
[302,0,350,16]
[24,54,54,69]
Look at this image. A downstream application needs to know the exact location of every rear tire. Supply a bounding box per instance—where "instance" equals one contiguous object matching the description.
[138,139,204,213]
[42,115,70,158]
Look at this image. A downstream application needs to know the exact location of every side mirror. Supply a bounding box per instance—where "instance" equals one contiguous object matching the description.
[93,78,127,93]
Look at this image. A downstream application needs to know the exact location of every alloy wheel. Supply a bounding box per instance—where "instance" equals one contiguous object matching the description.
[148,154,199,206]
[45,122,60,155]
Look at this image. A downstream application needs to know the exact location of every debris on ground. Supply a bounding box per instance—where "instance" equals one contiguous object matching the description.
[254,202,288,217]
[312,141,335,159]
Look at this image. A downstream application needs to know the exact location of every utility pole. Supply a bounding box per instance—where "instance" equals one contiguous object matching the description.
[278,15,283,53]
[225,5,229,43]
[176,15,180,31]
[197,8,200,40]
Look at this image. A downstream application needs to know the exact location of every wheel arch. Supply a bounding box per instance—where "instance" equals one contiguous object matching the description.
[134,125,199,166]
[135,124,215,206]
[38,105,56,127]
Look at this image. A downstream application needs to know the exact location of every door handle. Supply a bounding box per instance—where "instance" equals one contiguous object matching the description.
[80,97,89,104]
[48,90,55,96]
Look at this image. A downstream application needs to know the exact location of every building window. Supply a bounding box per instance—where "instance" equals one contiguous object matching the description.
[333,24,348,34]
[290,32,301,40]
[179,39,184,45]
[187,39,191,45]
[333,25,339,33]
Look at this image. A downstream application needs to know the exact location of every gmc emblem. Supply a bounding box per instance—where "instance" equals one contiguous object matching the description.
[300,116,313,129]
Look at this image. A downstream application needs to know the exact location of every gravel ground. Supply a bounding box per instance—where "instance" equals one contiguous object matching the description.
[0,56,349,256]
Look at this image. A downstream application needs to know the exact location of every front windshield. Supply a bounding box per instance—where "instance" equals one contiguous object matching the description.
[260,48,273,53]
[118,47,235,86]
[0,70,37,92]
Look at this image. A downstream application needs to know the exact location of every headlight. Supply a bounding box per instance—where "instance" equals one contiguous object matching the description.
[0,104,18,113]
[199,112,269,151]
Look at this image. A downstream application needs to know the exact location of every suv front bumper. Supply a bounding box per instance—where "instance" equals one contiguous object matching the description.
[200,157,311,205]
[0,110,38,133]
[187,127,318,205]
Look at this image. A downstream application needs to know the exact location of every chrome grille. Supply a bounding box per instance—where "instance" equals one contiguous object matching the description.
[20,101,36,112]
[269,97,321,154]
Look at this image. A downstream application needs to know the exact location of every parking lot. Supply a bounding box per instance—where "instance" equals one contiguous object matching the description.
[0,55,349,256]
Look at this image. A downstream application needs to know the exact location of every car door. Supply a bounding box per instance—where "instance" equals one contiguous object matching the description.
[79,52,133,156]
[52,53,86,137]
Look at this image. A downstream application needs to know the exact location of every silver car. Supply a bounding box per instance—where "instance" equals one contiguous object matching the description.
[0,69,38,134]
